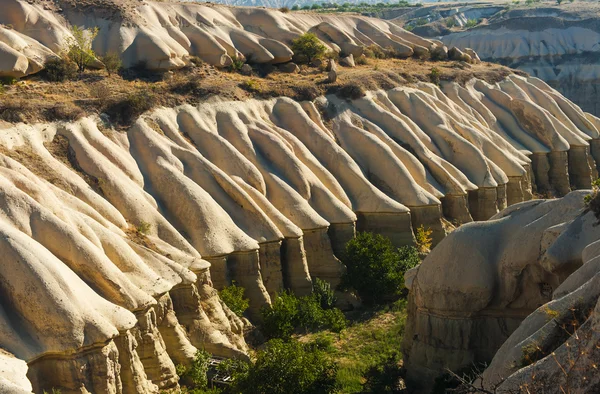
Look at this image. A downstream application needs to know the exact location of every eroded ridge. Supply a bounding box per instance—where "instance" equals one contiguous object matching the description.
[0,0,436,76]
[0,74,599,392]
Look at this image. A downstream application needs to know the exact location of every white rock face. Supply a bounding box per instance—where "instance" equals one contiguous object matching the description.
[403,187,600,392]
[402,3,600,116]
[0,0,437,75]
[0,70,598,392]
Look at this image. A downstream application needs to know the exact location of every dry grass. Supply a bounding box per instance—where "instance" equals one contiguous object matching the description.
[0,58,514,128]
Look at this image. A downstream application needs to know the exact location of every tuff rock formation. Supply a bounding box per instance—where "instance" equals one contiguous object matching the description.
[0,70,599,392]
[0,0,437,76]
[403,189,600,392]
[395,2,600,117]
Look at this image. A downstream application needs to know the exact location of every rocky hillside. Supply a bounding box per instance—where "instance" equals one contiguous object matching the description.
[2,0,600,393]
[396,2,600,117]
[1,69,600,392]
[0,0,435,74]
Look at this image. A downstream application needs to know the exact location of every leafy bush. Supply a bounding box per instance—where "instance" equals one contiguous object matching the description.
[229,56,245,72]
[261,291,299,339]
[415,225,433,254]
[261,290,347,339]
[279,6,290,12]
[291,5,299,10]
[291,33,327,64]
[312,277,336,310]
[341,232,420,305]
[226,339,339,394]
[465,19,479,28]
[66,26,99,72]
[42,57,78,82]
[219,282,250,317]
[101,52,122,76]
[446,18,457,28]
[177,349,211,389]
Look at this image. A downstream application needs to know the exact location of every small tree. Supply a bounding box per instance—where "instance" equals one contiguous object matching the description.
[219,281,250,317]
[66,25,99,73]
[341,232,420,305]
[291,33,327,64]
[228,339,339,394]
[101,52,122,76]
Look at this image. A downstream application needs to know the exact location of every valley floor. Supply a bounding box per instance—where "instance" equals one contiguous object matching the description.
[297,300,408,393]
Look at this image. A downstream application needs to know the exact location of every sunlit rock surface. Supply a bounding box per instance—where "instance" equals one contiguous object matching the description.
[403,189,600,392]
[0,72,599,392]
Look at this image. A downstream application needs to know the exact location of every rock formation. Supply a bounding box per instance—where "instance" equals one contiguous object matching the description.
[0,70,599,391]
[0,0,436,76]
[403,188,600,392]
[395,2,600,117]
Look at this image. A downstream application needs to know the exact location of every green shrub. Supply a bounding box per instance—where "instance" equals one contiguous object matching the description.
[261,291,300,339]
[227,339,339,394]
[177,349,212,389]
[42,57,78,82]
[363,44,388,59]
[279,6,290,12]
[312,277,336,310]
[445,18,456,28]
[322,308,347,333]
[341,232,420,305]
[465,19,479,28]
[66,26,99,72]
[291,33,327,64]
[219,282,250,317]
[229,55,245,72]
[101,52,122,76]
[261,290,347,339]
[291,5,299,10]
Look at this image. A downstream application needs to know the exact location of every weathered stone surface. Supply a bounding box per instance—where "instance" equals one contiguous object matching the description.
[0,0,440,75]
[279,62,299,73]
[339,54,355,67]
[403,191,600,391]
[240,64,252,76]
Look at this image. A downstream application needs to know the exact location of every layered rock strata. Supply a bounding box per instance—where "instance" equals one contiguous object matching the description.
[403,190,600,393]
[398,3,600,117]
[0,73,599,392]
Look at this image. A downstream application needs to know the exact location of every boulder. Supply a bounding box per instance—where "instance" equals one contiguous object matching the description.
[464,47,481,64]
[240,64,252,76]
[430,44,448,61]
[279,62,299,73]
[448,46,473,63]
[339,54,355,67]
